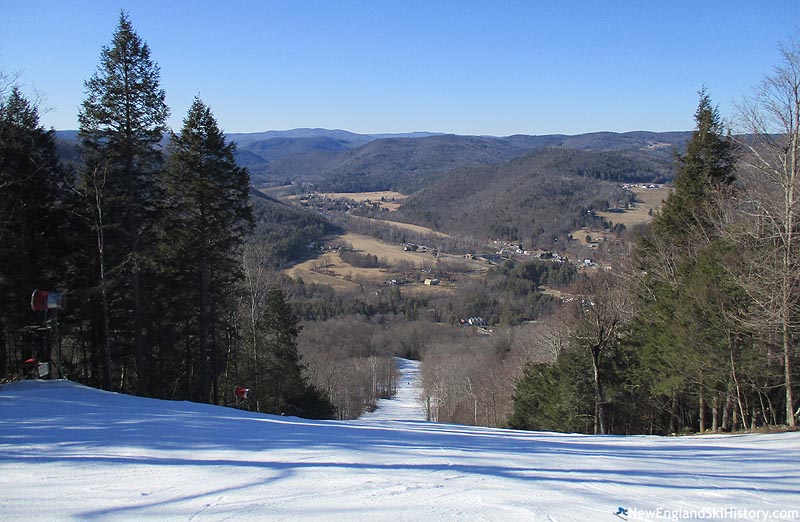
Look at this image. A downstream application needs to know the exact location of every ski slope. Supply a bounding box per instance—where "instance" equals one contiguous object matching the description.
[358,358,427,423]
[1,358,799,521]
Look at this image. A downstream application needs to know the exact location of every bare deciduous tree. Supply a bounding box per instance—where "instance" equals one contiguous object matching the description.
[734,36,800,427]
[571,272,630,434]
[239,240,280,394]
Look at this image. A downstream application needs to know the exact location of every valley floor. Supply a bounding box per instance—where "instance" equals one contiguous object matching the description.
[1,361,799,521]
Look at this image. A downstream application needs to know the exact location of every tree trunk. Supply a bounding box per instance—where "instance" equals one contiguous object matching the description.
[210,300,219,406]
[100,264,113,391]
[698,386,706,433]
[199,252,210,403]
[722,388,733,431]
[591,347,605,435]
[89,167,113,391]
[783,322,796,426]
[669,392,679,434]
[711,394,720,432]
[730,347,748,429]
[784,128,797,427]
[124,85,146,397]
[96,242,113,390]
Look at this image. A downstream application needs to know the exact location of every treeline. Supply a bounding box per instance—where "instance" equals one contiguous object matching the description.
[289,280,432,322]
[511,46,800,434]
[0,13,332,418]
[251,194,338,265]
[434,259,576,326]
[338,249,389,269]
[298,317,398,419]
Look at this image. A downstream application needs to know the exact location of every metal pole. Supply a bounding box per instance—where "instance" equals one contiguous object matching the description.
[55,308,62,379]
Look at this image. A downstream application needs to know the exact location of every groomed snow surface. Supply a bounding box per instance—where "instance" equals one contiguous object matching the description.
[1,358,799,521]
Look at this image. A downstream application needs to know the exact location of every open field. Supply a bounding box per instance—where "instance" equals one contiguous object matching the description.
[342,233,436,264]
[596,186,671,228]
[313,191,407,211]
[570,186,671,249]
[286,251,388,284]
[283,232,486,293]
[283,234,429,290]
[342,233,487,272]
[572,227,604,246]
[283,260,363,290]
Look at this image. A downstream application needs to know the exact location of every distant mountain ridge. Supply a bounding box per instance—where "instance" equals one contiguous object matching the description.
[226,128,444,145]
[232,129,690,191]
[54,128,692,192]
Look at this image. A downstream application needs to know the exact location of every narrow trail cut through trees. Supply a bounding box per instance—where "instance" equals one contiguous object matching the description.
[357,358,427,422]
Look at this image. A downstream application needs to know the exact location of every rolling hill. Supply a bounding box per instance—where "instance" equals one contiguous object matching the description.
[278,134,542,193]
[237,130,689,190]
[54,129,690,193]
[395,147,667,246]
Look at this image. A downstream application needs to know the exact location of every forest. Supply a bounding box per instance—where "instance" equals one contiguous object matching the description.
[2,13,800,434]
[0,13,337,419]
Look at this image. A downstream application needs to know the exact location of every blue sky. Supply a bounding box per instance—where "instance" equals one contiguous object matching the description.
[1,1,797,135]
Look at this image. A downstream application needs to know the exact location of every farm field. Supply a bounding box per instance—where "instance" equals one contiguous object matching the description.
[571,186,672,247]
[305,191,407,211]
[342,233,435,264]
[596,186,671,228]
[283,256,364,290]
[283,232,486,293]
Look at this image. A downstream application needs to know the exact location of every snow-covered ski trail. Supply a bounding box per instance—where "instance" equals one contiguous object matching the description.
[357,357,427,423]
[2,370,800,521]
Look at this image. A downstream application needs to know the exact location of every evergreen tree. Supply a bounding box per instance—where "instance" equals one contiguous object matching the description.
[78,11,169,395]
[734,37,800,427]
[253,288,335,418]
[653,88,735,244]
[159,97,253,403]
[0,87,71,378]
[511,92,744,435]
[628,90,742,433]
[509,348,594,433]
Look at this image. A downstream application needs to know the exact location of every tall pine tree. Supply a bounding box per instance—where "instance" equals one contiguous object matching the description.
[654,88,735,243]
[160,97,252,403]
[0,87,71,378]
[629,90,741,433]
[78,12,169,395]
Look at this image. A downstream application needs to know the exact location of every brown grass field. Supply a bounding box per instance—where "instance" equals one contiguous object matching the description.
[596,186,671,228]
[571,186,671,246]
[283,234,429,290]
[314,191,407,211]
[282,232,487,294]
[342,233,433,264]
